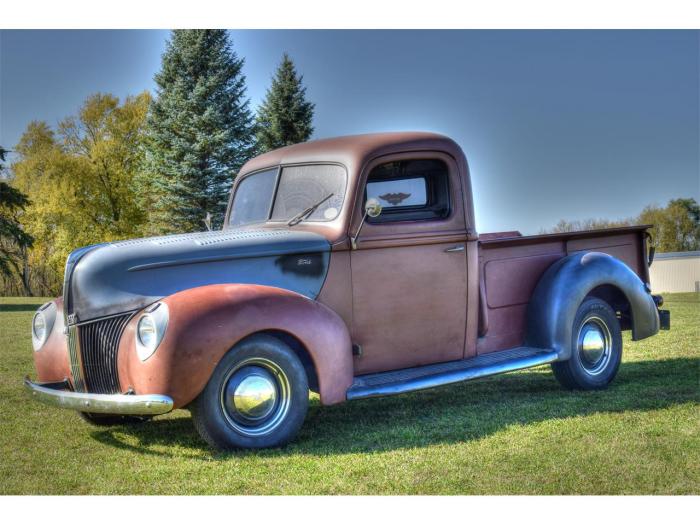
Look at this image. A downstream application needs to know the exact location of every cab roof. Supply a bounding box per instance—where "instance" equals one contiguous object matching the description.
[238,131,465,175]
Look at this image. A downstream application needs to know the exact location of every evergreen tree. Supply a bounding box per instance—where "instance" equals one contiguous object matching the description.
[0,146,34,294]
[146,30,254,233]
[256,53,315,153]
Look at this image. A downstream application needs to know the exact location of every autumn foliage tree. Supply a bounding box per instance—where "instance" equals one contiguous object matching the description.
[546,217,634,233]
[547,198,700,253]
[10,93,150,294]
[638,198,700,252]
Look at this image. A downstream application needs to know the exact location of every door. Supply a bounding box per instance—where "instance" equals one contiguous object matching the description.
[350,156,469,375]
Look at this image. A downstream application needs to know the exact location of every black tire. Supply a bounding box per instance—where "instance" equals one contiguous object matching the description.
[191,334,309,450]
[552,297,622,390]
[79,412,151,426]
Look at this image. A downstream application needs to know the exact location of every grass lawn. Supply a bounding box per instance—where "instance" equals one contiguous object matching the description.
[0,293,698,494]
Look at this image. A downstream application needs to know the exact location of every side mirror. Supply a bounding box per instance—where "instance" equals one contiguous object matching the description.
[365,198,383,218]
[351,198,382,250]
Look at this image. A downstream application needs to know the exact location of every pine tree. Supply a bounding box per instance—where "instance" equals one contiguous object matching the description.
[256,53,315,153]
[0,146,34,294]
[146,30,255,233]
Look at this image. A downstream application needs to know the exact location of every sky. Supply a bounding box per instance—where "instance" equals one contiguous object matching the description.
[1,30,698,234]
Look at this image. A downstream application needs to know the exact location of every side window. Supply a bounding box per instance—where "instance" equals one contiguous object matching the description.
[364,159,450,223]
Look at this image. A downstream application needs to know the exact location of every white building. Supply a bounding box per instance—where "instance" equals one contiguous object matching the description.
[649,251,700,293]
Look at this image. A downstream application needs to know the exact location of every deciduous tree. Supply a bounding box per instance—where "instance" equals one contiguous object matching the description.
[11,93,150,294]
[546,198,700,253]
[546,217,633,233]
[638,198,700,252]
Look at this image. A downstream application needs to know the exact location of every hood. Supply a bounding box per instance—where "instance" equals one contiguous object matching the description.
[65,228,330,323]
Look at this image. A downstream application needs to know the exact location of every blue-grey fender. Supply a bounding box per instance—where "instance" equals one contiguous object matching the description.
[526,251,659,361]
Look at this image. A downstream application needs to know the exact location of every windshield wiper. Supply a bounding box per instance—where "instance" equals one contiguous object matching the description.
[287,193,334,227]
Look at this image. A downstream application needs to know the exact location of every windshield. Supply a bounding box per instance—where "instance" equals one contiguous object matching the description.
[229,164,347,227]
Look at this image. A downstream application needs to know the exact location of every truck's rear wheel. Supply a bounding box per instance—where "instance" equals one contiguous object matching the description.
[552,297,622,390]
[191,334,309,450]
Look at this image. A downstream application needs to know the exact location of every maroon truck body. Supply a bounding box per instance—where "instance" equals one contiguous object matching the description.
[26,132,666,449]
[236,133,655,377]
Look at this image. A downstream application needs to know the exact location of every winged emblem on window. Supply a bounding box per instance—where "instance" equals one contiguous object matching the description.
[378,192,411,205]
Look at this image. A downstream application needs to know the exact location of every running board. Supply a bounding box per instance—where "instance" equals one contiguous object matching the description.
[346,347,558,400]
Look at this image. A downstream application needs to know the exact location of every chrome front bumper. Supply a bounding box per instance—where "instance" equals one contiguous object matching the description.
[24,378,174,415]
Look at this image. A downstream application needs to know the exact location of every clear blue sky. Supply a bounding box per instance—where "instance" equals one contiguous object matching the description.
[1,30,698,234]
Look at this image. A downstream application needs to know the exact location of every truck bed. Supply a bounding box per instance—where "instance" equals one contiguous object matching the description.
[476,225,651,354]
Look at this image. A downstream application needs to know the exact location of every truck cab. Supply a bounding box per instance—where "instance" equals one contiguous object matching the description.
[25,132,669,450]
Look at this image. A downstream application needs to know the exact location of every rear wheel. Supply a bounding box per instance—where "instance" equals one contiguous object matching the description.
[552,297,622,390]
[191,334,309,450]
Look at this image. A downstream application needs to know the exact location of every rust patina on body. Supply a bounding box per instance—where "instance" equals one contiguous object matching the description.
[26,132,669,449]
[117,284,353,406]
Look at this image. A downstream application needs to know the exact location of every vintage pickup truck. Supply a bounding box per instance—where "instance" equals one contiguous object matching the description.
[25,132,670,449]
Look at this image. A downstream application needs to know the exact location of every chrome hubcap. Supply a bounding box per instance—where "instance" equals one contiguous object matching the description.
[221,358,291,437]
[232,371,277,420]
[577,316,612,375]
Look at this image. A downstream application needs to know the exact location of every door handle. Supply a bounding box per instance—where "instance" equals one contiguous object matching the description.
[445,245,465,253]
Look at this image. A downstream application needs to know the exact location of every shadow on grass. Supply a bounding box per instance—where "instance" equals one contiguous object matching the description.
[90,356,699,459]
[0,303,45,312]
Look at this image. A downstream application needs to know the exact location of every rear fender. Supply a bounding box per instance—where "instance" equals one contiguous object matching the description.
[526,251,659,360]
[117,284,353,408]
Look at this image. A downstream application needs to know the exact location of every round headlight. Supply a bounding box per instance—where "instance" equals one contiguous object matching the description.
[137,314,157,348]
[31,302,57,352]
[135,303,169,361]
[32,312,47,345]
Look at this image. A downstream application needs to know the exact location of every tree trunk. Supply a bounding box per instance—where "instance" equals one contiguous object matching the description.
[20,247,33,297]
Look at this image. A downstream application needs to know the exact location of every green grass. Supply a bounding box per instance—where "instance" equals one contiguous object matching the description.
[1,294,698,494]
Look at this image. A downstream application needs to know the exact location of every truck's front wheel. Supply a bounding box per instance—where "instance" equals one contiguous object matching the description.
[552,297,622,390]
[191,334,309,450]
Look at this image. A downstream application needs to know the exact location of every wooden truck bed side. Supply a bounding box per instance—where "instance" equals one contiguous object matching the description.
[476,225,651,354]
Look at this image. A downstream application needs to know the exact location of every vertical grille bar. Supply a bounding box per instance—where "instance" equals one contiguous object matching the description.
[66,323,86,392]
[77,313,133,394]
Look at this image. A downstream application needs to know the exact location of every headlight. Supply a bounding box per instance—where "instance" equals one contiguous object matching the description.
[137,315,157,348]
[32,302,57,352]
[135,302,169,361]
[33,312,46,342]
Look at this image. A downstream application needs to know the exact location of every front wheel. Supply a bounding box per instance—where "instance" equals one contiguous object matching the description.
[552,297,622,390]
[191,334,309,450]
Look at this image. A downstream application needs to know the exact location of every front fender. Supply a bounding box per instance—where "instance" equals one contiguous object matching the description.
[526,251,659,360]
[32,297,71,384]
[117,284,353,408]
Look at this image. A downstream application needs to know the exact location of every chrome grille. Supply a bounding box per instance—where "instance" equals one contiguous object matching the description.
[66,324,86,392]
[78,313,133,394]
